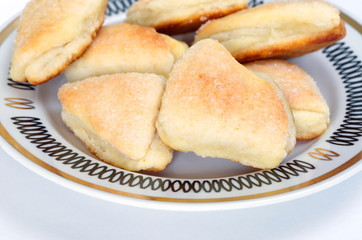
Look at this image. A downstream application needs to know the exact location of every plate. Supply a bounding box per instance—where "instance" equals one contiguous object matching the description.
[0,0,361,211]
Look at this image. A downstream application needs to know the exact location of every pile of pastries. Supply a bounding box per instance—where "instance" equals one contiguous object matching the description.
[10,0,346,172]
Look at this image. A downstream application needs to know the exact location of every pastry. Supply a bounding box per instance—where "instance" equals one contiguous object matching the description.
[156,39,296,169]
[65,23,188,82]
[10,0,108,85]
[58,73,173,172]
[245,59,330,140]
[194,0,346,63]
[125,0,248,35]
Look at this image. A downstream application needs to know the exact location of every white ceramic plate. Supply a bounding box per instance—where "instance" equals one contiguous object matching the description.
[0,0,361,211]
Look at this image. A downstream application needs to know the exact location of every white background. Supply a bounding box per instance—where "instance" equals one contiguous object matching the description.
[0,0,361,239]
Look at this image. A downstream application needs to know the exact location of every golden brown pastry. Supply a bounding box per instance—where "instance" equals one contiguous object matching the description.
[58,73,173,172]
[194,0,346,63]
[65,23,188,82]
[10,0,108,85]
[245,59,330,140]
[156,39,296,169]
[125,0,248,35]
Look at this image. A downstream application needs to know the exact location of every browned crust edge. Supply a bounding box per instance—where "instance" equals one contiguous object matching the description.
[234,21,347,63]
[154,5,248,35]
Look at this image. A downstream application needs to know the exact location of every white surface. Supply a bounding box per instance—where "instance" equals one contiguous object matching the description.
[0,0,361,239]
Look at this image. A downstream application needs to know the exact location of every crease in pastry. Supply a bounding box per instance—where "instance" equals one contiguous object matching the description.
[125,0,248,34]
[10,0,108,85]
[58,73,173,172]
[65,23,188,82]
[156,39,296,169]
[194,0,346,62]
[25,32,93,83]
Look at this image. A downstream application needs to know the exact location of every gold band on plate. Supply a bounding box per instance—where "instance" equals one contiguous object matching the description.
[0,12,361,204]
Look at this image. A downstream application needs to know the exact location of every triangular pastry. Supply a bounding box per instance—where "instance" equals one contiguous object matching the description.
[65,23,188,82]
[195,0,346,63]
[156,39,296,169]
[10,0,108,85]
[245,59,330,140]
[58,73,173,172]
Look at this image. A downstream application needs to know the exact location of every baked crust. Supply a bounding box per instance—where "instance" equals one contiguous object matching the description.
[245,59,330,140]
[194,0,346,62]
[65,23,188,82]
[58,73,173,172]
[156,39,296,169]
[233,22,346,63]
[10,0,108,85]
[126,0,248,35]
[142,7,247,35]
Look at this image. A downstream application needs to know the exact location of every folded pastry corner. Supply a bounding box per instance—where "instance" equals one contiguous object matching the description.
[125,0,248,34]
[195,0,346,62]
[245,59,330,140]
[58,73,173,172]
[156,39,296,169]
[10,0,108,85]
[65,23,188,82]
